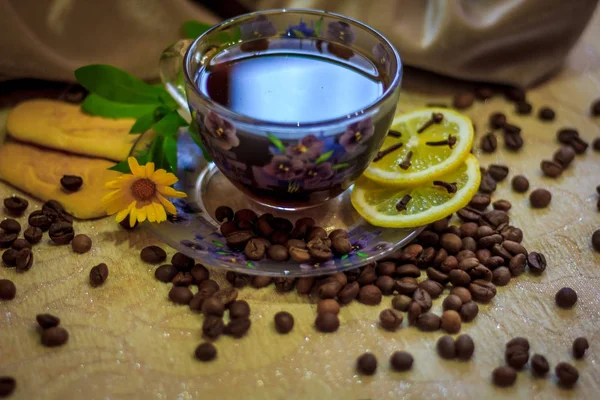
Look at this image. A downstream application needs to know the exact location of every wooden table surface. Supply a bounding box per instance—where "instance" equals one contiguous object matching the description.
[1,12,600,400]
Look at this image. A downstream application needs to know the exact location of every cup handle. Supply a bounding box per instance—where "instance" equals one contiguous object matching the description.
[159,39,193,110]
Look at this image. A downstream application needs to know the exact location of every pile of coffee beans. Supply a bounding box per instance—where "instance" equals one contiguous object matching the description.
[36,313,69,347]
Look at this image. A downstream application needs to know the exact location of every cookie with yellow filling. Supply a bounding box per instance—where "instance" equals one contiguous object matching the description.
[6,99,137,162]
[0,141,122,219]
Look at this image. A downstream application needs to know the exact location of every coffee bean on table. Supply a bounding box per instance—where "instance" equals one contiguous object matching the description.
[572,337,589,359]
[406,301,422,325]
[154,264,177,283]
[416,312,441,332]
[0,219,20,234]
[504,132,524,151]
[215,206,234,223]
[4,196,28,215]
[195,342,217,362]
[511,175,529,193]
[317,299,340,315]
[41,326,69,347]
[492,200,511,212]
[315,312,339,333]
[506,345,529,370]
[487,164,509,181]
[171,271,193,287]
[2,249,17,266]
[479,174,497,194]
[267,244,289,261]
[515,101,532,115]
[538,106,555,121]
[569,136,589,154]
[392,294,412,312]
[527,252,546,274]
[451,287,472,304]
[440,233,462,253]
[412,288,432,311]
[489,112,507,129]
[555,362,579,387]
[202,297,225,317]
[480,133,497,153]
[474,86,494,100]
[555,287,577,308]
[22,227,42,245]
[379,309,403,331]
[359,285,382,306]
[530,188,552,208]
[338,282,360,304]
[60,175,83,191]
[202,315,224,339]
[374,275,395,296]
[0,231,17,249]
[437,335,456,359]
[36,313,61,329]
[530,354,550,376]
[540,160,563,178]
[16,248,33,272]
[0,279,16,300]
[469,280,496,302]
[419,280,444,298]
[28,211,51,231]
[492,366,517,387]
[0,376,16,397]
[593,229,600,252]
[468,195,490,211]
[274,311,294,334]
[459,301,479,322]
[71,234,92,254]
[553,146,576,167]
[89,263,109,287]
[190,264,209,283]
[455,334,475,360]
[141,246,167,264]
[442,295,462,312]
[198,279,220,295]
[594,137,600,151]
[170,252,194,271]
[295,277,314,294]
[389,351,413,373]
[453,92,474,109]
[169,286,193,305]
[10,239,30,250]
[273,277,295,293]
[357,353,378,375]
[318,279,342,299]
[224,317,251,338]
[441,310,461,334]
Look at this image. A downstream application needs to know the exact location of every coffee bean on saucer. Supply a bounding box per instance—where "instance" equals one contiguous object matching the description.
[492,366,517,387]
[555,287,577,308]
[379,309,403,331]
[23,226,43,244]
[538,107,555,121]
[307,238,333,261]
[220,221,237,237]
[556,362,579,387]
[306,227,328,242]
[271,230,290,245]
[487,164,509,181]
[553,146,576,168]
[0,231,17,249]
[60,175,83,192]
[36,314,60,329]
[441,310,461,334]
[593,229,600,252]
[274,311,294,334]
[453,92,474,109]
[318,299,340,315]
[328,229,348,241]
[202,315,224,339]
[531,354,550,376]
[234,209,257,225]
[267,244,289,262]
[455,334,475,360]
[357,353,378,375]
[459,301,479,322]
[226,230,255,249]
[215,206,234,223]
[169,286,193,305]
[489,112,507,129]
[291,217,315,239]
[89,263,108,287]
[195,342,217,362]
[15,248,33,272]
[0,279,16,300]
[515,101,532,115]
[572,337,589,359]
[4,196,28,215]
[480,133,497,153]
[141,246,167,264]
[540,160,563,178]
[390,351,413,372]
[289,246,310,263]
[286,239,306,250]
[530,189,551,208]
[41,326,69,347]
[244,238,266,261]
[437,335,456,359]
[332,237,352,255]
[315,312,339,333]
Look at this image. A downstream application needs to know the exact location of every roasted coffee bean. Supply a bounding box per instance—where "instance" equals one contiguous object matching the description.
[555,287,577,308]
[504,133,524,151]
[505,87,526,102]
[198,279,220,294]
[220,221,237,237]
[452,287,472,304]
[224,273,247,289]
[374,275,395,296]
[155,264,178,283]
[530,188,552,208]
[593,229,600,252]
[399,244,423,263]
[41,326,69,347]
[226,230,255,249]
[395,277,419,296]
[511,175,529,193]
[286,239,306,250]
[357,353,378,375]
[195,342,217,362]
[392,294,412,312]
[418,231,440,248]
[480,133,497,153]
[390,351,413,371]
[572,337,589,359]
[23,226,43,244]
[234,209,257,225]
[492,267,511,286]
[189,292,210,312]
[43,200,65,217]
[441,310,462,334]
[476,249,491,264]
[202,315,224,339]
[594,137,600,151]
[453,334,474,360]
[460,237,476,253]
[489,112,507,129]
[416,312,441,332]
[412,287,432,311]
[48,222,74,245]
[426,267,449,284]
[0,279,16,300]
[476,225,494,240]
[0,219,20,234]
[291,217,315,239]
[69,234,92,254]
[506,345,529,370]
[89,263,109,287]
[474,86,494,100]
[295,277,315,294]
[256,216,274,237]
[306,227,328,242]
[328,229,348,241]
[492,366,517,387]
[270,230,289,245]
[419,280,444,298]
[10,238,30,250]
[244,238,266,261]
[469,280,496,302]
[437,335,456,359]
[431,218,450,233]
[331,237,352,255]
[432,248,448,267]
[120,218,138,230]
[289,246,311,263]
[538,106,555,121]
[453,92,474,109]
[457,250,477,263]
[274,277,295,293]
[338,281,360,304]
[406,301,422,325]
[15,248,33,272]
[531,354,550,376]
[506,337,530,351]
[267,244,289,261]
[469,194,491,211]
[491,200,511,212]
[60,175,83,192]
[318,279,343,299]
[4,196,28,215]
[202,297,225,317]
[2,249,17,266]
[507,254,526,277]
[357,265,378,284]
[478,234,503,249]
[487,164,509,182]
[359,285,382,305]
[553,146,576,168]
[570,136,590,154]
[215,206,234,223]
[187,264,208,283]
[482,210,509,228]
[416,247,436,268]
[170,252,193,271]
[36,314,61,329]
[457,207,482,223]
[502,241,527,257]
[442,294,463,312]
[315,312,339,333]
[501,226,523,243]
[479,174,497,194]
[307,238,333,261]
[269,218,291,233]
[274,311,294,334]
[317,299,340,315]
[592,99,600,116]
[449,269,471,287]
[557,127,579,144]
[514,100,532,115]
[556,362,579,387]
[440,233,462,253]
[491,245,511,261]
[541,160,563,178]
[527,252,547,274]
[224,317,251,338]
[169,286,193,305]
[380,308,404,331]
[376,261,396,277]
[440,256,458,273]
[0,231,17,249]
[141,246,167,264]
[248,276,270,290]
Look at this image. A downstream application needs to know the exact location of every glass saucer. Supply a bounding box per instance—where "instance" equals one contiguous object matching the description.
[148,133,423,277]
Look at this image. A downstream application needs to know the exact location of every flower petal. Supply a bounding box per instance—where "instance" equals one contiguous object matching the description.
[105,175,135,190]
[157,185,187,198]
[128,201,138,227]
[156,193,177,215]
[145,203,156,222]
[136,205,147,223]
[128,157,145,177]
[144,162,155,178]
[154,202,167,222]
[152,170,179,186]
[115,201,135,223]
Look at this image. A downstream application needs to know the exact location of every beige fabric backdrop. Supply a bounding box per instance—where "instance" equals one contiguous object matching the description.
[0,0,598,86]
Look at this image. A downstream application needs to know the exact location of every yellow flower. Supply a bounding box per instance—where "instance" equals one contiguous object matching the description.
[101,157,187,226]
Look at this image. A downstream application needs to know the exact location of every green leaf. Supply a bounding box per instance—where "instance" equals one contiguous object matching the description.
[75,64,166,104]
[267,133,286,153]
[230,26,242,42]
[292,29,306,38]
[163,134,178,173]
[188,123,212,162]
[153,111,187,137]
[129,107,168,134]
[81,94,159,119]
[182,20,213,38]
[314,17,324,36]
[315,150,333,164]
[357,251,368,258]
[108,159,131,173]
[332,163,349,170]
[158,91,179,109]
[246,262,255,269]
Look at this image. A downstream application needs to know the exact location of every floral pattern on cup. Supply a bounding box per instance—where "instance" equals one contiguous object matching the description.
[284,135,324,160]
[327,21,355,45]
[203,112,239,150]
[241,15,277,40]
[285,18,316,38]
[340,117,374,153]
[300,260,336,270]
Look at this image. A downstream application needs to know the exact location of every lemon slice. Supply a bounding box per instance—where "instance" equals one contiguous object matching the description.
[363,108,474,186]
[352,155,481,228]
